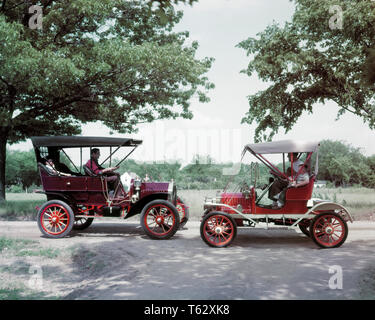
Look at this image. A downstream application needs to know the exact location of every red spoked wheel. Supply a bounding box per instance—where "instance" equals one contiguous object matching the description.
[310,212,348,248]
[176,196,189,229]
[200,212,237,248]
[140,200,180,239]
[37,200,74,238]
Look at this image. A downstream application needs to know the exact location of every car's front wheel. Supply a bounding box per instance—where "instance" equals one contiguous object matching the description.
[200,212,237,247]
[140,200,180,240]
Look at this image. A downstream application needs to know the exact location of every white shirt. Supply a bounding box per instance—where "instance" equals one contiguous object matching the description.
[296,172,309,184]
[292,159,303,174]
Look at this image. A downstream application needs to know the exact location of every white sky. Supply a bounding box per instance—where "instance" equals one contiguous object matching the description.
[11,0,375,165]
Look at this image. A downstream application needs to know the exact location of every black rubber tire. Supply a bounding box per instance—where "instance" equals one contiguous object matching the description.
[200,212,237,248]
[176,196,189,229]
[309,212,348,248]
[140,200,180,240]
[73,217,94,230]
[298,224,310,237]
[37,200,75,238]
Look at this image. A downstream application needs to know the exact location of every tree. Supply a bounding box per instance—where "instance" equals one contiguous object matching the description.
[313,139,374,187]
[0,0,213,201]
[365,155,375,188]
[237,0,375,141]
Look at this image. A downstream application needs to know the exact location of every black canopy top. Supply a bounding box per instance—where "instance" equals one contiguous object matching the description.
[31,136,143,148]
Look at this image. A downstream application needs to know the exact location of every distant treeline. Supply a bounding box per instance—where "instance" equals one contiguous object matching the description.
[5,140,375,192]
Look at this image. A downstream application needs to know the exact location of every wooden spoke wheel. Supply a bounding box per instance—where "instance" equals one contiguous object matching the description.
[310,212,348,248]
[140,200,180,240]
[37,200,74,238]
[200,212,237,248]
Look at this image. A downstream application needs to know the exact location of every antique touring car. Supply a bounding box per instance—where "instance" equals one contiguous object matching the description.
[200,140,353,248]
[31,136,189,239]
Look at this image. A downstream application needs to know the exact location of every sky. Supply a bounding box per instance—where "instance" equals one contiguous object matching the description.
[11,0,375,165]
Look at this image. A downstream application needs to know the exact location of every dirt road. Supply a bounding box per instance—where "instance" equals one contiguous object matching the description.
[1,219,375,300]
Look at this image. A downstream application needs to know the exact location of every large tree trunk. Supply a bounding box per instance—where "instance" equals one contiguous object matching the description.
[0,131,8,202]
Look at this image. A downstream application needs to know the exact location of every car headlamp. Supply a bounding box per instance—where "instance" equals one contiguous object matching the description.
[134,180,142,189]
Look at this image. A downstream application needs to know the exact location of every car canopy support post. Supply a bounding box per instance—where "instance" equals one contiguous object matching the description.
[100,146,121,167]
[80,147,82,174]
[61,148,80,173]
[115,146,138,167]
[256,153,288,179]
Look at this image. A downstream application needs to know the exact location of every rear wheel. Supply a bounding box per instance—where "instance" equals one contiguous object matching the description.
[73,217,94,230]
[298,222,310,237]
[140,200,180,239]
[37,200,74,238]
[310,212,348,248]
[200,212,237,248]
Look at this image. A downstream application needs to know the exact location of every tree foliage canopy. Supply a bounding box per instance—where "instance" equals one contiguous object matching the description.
[0,0,212,200]
[315,140,374,187]
[0,0,213,142]
[237,0,375,141]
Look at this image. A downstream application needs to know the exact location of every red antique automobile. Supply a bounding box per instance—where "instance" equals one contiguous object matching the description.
[31,136,188,239]
[200,140,353,248]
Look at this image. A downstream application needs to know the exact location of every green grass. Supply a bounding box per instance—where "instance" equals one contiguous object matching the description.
[5,193,46,201]
[15,248,61,259]
[0,193,46,220]
[0,237,37,252]
[312,187,375,219]
[0,236,63,300]
[0,237,61,259]
[0,287,58,300]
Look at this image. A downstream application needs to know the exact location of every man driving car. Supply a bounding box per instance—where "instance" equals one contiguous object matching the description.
[85,148,120,193]
[268,152,304,207]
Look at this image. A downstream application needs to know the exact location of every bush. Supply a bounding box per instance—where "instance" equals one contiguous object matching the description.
[326,181,334,188]
[6,185,23,193]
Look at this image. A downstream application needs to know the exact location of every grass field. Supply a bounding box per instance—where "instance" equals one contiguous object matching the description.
[0,187,374,221]
[0,236,63,300]
[0,193,46,220]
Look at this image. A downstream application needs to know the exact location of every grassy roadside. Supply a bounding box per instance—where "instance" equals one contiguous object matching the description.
[0,193,46,221]
[0,236,62,300]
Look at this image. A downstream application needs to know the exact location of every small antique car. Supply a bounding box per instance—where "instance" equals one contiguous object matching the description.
[200,140,353,248]
[31,136,188,239]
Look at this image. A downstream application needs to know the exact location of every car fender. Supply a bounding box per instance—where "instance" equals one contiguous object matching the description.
[307,201,353,223]
[126,193,169,218]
